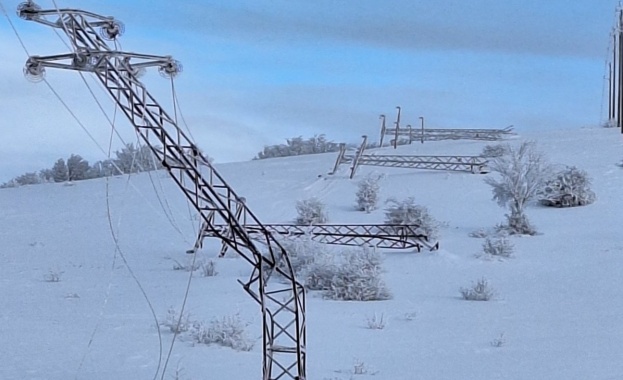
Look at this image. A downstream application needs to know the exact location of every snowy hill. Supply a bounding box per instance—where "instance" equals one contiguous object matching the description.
[1,126,622,380]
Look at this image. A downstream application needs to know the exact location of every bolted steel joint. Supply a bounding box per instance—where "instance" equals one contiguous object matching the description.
[72,48,91,68]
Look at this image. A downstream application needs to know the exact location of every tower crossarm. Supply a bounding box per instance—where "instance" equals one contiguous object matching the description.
[20,3,306,379]
[195,223,440,254]
[356,154,489,173]
[383,125,514,142]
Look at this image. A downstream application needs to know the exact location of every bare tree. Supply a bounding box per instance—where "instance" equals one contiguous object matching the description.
[484,141,550,235]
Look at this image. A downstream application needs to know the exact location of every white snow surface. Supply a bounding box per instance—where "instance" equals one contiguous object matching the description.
[1,126,622,380]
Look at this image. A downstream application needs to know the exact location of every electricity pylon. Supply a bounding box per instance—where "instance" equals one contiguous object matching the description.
[18,2,306,379]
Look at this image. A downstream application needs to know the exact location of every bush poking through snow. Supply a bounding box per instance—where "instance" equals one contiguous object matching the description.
[460,278,495,301]
[191,314,254,351]
[162,307,193,333]
[538,166,596,207]
[490,333,506,348]
[384,197,440,240]
[480,237,514,259]
[302,247,392,301]
[172,258,201,272]
[277,237,327,275]
[468,228,489,238]
[365,313,386,329]
[295,197,328,224]
[43,269,63,282]
[353,359,369,375]
[484,141,550,235]
[200,260,218,277]
[356,173,383,212]
[480,143,509,158]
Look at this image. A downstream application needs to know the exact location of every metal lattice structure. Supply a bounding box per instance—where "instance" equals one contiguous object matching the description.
[191,222,439,256]
[18,2,305,379]
[378,109,514,147]
[330,136,489,178]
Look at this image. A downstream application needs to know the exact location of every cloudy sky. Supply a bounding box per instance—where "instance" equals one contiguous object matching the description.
[0,0,618,181]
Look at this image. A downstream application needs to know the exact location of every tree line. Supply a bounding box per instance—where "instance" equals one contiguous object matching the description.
[1,143,163,188]
[254,134,345,160]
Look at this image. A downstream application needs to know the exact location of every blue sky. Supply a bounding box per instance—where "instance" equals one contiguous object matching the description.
[0,0,618,181]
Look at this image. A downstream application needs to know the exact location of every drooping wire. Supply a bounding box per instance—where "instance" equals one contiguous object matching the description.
[159,79,204,380]
[48,1,166,378]
[74,105,120,379]
[9,3,202,377]
[0,0,30,55]
[170,77,199,237]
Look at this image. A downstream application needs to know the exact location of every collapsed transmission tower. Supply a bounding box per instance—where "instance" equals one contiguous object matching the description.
[330,135,489,179]
[18,2,306,379]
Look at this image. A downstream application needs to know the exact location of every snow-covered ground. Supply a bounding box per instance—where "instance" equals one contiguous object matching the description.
[1,126,622,380]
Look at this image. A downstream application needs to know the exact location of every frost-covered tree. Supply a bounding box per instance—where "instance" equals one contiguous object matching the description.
[114,143,140,174]
[15,172,42,186]
[39,169,54,183]
[538,166,595,207]
[295,197,328,225]
[356,173,383,212]
[51,158,69,182]
[136,144,164,171]
[484,141,550,235]
[384,197,440,240]
[67,154,90,181]
[254,134,341,159]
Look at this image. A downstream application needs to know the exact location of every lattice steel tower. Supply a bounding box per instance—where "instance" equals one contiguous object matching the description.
[18,2,306,379]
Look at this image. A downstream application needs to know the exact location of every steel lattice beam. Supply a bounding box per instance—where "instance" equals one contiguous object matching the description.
[190,222,440,256]
[382,125,514,144]
[329,135,489,178]
[19,3,305,379]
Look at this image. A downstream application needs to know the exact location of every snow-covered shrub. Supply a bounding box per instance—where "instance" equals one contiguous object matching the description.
[295,197,328,224]
[200,260,218,277]
[480,143,508,158]
[490,333,506,348]
[602,119,617,128]
[365,313,386,329]
[302,247,391,301]
[277,237,327,275]
[300,250,337,291]
[384,197,440,240]
[162,307,193,333]
[538,166,596,207]
[480,237,514,259]
[468,228,489,238]
[356,173,384,212]
[191,314,254,351]
[43,269,64,282]
[172,258,201,272]
[484,141,550,235]
[460,278,495,301]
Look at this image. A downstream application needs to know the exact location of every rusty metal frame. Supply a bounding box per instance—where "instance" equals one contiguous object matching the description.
[19,2,305,379]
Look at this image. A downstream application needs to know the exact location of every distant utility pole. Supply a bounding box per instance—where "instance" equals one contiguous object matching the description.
[618,9,623,132]
[608,62,612,120]
[393,106,401,149]
[613,32,617,122]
